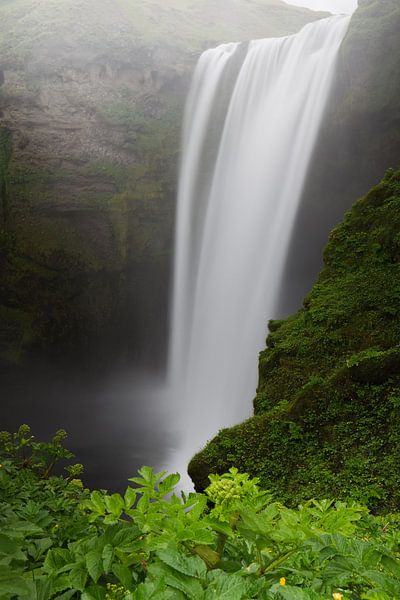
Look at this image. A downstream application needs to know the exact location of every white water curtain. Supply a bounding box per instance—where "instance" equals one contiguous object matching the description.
[168,15,350,483]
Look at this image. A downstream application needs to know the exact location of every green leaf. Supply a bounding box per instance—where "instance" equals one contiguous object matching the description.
[32,578,54,600]
[105,493,125,517]
[124,487,138,509]
[90,491,106,514]
[49,574,72,595]
[148,562,204,599]
[204,570,247,600]
[102,543,114,574]
[27,537,54,561]
[81,586,107,600]
[206,518,233,537]
[112,563,133,588]
[69,565,88,591]
[54,591,78,600]
[176,524,214,545]
[157,548,207,579]
[0,534,19,555]
[158,473,181,496]
[0,574,31,596]
[112,527,141,547]
[85,550,103,583]
[133,580,180,600]
[382,554,400,578]
[44,548,74,574]
[269,584,320,599]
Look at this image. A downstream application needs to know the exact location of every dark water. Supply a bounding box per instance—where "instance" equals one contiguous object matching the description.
[1,362,172,492]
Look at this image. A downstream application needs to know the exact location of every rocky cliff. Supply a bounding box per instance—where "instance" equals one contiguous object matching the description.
[0,0,324,367]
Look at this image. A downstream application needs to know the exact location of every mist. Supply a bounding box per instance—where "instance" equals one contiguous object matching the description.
[284,0,358,14]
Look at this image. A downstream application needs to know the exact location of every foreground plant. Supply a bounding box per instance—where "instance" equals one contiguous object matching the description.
[1,427,400,599]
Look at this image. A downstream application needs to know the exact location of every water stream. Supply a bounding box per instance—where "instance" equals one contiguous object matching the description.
[168,15,350,484]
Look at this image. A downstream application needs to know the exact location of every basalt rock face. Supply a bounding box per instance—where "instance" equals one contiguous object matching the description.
[189,169,400,511]
[0,0,323,368]
[279,0,400,315]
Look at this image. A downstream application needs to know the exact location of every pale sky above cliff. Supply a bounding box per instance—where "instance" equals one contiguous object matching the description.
[284,0,358,14]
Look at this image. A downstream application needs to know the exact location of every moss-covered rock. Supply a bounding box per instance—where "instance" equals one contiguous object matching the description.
[189,169,400,512]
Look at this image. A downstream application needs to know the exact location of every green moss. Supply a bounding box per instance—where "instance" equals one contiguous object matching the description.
[189,169,400,512]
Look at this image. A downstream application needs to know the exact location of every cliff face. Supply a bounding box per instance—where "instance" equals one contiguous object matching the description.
[0,0,323,367]
[189,169,400,511]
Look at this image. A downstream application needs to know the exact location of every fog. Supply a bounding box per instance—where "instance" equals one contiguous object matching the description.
[2,364,172,491]
[284,0,358,15]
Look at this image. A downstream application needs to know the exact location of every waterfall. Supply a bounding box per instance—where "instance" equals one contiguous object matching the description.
[168,15,350,483]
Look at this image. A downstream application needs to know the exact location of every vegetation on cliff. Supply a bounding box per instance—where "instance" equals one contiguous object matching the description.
[189,169,400,512]
[2,425,400,599]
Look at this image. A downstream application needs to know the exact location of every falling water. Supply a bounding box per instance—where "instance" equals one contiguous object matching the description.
[168,15,350,482]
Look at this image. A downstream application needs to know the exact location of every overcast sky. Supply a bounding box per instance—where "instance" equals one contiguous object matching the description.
[284,0,358,14]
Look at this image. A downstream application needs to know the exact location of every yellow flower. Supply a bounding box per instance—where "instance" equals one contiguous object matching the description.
[333,593,343,600]
[279,577,286,586]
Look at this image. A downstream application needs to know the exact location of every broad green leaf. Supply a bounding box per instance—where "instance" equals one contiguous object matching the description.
[176,524,214,545]
[139,466,158,483]
[125,487,138,509]
[69,565,88,591]
[158,474,181,496]
[0,576,31,596]
[54,590,78,600]
[381,554,400,578]
[362,569,400,596]
[44,548,74,574]
[32,578,54,600]
[136,495,150,513]
[90,491,106,514]
[112,527,141,547]
[54,591,78,600]
[148,562,204,599]
[185,495,208,522]
[205,571,247,600]
[3,521,43,536]
[112,563,134,587]
[157,548,207,579]
[27,537,54,561]
[205,518,233,537]
[105,493,125,516]
[102,543,114,574]
[192,545,220,569]
[238,504,279,538]
[0,534,19,555]
[104,514,119,525]
[49,574,71,595]
[81,586,107,600]
[85,550,103,583]
[268,584,319,599]
[133,579,181,600]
